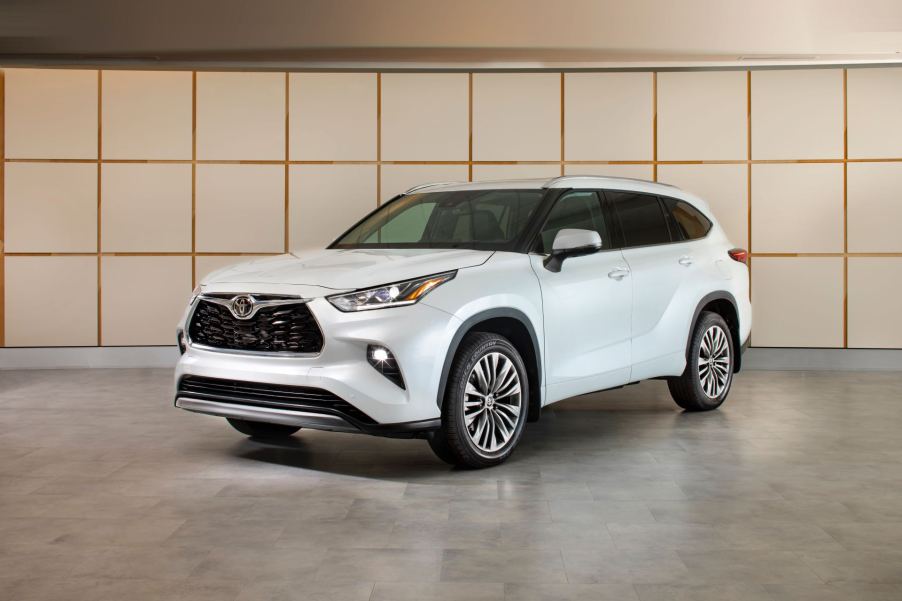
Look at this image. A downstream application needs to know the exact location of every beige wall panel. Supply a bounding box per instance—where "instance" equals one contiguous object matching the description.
[195,164,284,253]
[195,255,254,284]
[847,68,902,158]
[289,73,376,161]
[101,163,192,252]
[473,73,560,161]
[565,73,653,161]
[751,163,843,253]
[751,69,843,160]
[101,256,192,346]
[750,257,844,348]
[848,258,902,349]
[657,71,747,161]
[289,164,377,250]
[4,68,98,159]
[196,72,285,160]
[657,163,748,248]
[847,162,902,253]
[380,164,469,202]
[381,73,469,161]
[472,164,561,181]
[4,162,97,252]
[101,70,192,160]
[5,256,97,346]
[563,164,654,180]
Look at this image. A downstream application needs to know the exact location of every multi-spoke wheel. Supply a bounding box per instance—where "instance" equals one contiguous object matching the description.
[428,332,529,468]
[668,311,735,411]
[464,352,523,454]
[698,325,731,398]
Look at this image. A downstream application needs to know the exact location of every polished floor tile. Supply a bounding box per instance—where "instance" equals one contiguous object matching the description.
[2,368,902,599]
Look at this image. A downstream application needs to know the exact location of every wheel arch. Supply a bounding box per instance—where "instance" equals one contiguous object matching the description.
[687,291,743,373]
[437,308,543,422]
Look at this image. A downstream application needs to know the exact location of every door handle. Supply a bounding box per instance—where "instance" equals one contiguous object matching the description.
[608,267,630,280]
[678,256,694,266]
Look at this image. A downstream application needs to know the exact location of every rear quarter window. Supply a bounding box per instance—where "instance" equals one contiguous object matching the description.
[662,197,712,240]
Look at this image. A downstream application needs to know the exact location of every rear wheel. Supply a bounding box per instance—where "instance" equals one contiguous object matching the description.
[428,332,529,469]
[668,311,734,411]
[227,418,300,439]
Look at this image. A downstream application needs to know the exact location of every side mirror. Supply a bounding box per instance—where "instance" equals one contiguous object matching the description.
[544,228,603,272]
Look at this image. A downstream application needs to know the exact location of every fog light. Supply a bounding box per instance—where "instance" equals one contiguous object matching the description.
[177,329,188,355]
[367,345,405,389]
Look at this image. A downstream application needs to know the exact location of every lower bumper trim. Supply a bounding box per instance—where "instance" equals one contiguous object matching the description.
[175,397,441,438]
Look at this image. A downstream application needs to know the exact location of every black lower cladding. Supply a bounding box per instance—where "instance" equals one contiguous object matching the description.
[188,300,324,353]
[178,375,377,425]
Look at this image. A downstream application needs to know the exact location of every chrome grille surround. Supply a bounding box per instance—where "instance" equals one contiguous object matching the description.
[186,294,324,355]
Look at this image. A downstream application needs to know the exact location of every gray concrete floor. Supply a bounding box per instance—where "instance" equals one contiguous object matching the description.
[1,369,902,600]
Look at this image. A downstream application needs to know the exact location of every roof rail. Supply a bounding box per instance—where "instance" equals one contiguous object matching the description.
[543,175,677,188]
[403,181,465,194]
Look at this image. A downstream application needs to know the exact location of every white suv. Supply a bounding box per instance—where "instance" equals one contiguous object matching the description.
[175,176,751,468]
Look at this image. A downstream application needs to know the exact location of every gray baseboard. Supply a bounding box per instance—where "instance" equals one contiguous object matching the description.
[0,346,181,369]
[742,347,902,371]
[2,345,901,371]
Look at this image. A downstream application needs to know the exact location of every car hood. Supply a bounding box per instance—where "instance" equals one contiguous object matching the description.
[200,248,493,293]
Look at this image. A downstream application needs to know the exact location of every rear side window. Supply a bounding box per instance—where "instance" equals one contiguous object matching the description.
[662,197,712,240]
[608,191,672,248]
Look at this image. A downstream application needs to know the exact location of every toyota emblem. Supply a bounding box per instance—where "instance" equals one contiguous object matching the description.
[230,295,255,319]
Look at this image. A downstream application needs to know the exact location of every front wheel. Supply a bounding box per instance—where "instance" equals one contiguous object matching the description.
[668,311,734,411]
[227,418,300,439]
[428,332,529,469]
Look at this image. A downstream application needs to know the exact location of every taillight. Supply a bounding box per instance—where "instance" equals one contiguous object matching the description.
[728,248,748,264]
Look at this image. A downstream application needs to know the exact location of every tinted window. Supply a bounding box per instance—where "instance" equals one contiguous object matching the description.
[662,197,712,240]
[536,191,607,253]
[334,189,543,249]
[609,192,672,247]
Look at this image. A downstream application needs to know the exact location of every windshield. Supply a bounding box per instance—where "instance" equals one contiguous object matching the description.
[331,189,544,250]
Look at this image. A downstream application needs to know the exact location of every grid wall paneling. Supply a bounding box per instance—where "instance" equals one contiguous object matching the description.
[2,66,902,349]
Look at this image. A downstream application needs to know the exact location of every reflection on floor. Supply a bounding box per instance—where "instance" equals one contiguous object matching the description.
[1,369,902,600]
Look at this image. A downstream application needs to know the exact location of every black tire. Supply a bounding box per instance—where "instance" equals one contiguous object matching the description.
[668,311,734,411]
[428,332,529,469]
[227,418,300,439]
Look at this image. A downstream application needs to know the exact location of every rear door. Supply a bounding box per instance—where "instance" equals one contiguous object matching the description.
[606,190,687,380]
[529,190,632,403]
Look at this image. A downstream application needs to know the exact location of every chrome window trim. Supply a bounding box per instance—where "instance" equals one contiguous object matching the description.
[185,294,324,358]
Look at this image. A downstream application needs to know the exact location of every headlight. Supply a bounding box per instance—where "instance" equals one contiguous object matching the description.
[188,285,202,305]
[327,271,456,312]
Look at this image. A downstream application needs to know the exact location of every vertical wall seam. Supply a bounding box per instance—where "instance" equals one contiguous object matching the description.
[0,69,5,347]
[652,72,658,181]
[284,72,290,252]
[747,70,753,302]
[468,73,473,181]
[560,72,565,176]
[376,72,382,206]
[843,68,849,348]
[96,70,103,346]
[191,71,197,288]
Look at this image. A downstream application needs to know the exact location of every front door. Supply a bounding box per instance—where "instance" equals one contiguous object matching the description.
[529,190,633,404]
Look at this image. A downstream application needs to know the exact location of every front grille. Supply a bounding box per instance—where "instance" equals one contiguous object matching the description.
[188,298,323,354]
[178,376,376,425]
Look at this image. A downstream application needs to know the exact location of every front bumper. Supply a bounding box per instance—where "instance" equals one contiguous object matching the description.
[175,296,461,430]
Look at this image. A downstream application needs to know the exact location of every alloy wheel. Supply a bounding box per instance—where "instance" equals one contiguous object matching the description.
[698,325,731,398]
[464,352,522,453]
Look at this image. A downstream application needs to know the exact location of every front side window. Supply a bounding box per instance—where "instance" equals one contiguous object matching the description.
[535,191,607,253]
[662,197,712,240]
[608,191,672,248]
[332,190,543,250]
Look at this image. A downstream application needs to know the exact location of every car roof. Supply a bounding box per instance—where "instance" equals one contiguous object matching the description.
[404,175,713,214]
